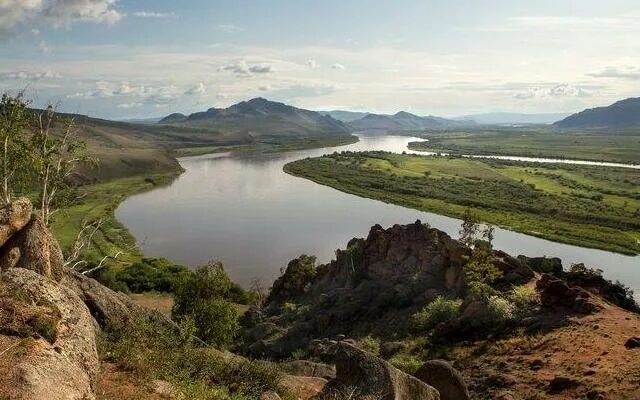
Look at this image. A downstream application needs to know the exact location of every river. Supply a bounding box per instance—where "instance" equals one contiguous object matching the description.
[116,135,639,293]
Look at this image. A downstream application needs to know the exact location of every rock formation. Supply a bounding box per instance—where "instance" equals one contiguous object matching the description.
[315,341,440,400]
[413,360,470,400]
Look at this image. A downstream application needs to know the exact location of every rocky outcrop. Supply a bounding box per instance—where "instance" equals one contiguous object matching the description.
[316,341,440,400]
[414,360,470,400]
[537,274,598,314]
[0,214,64,281]
[0,197,32,247]
[1,268,99,400]
[246,222,533,358]
[63,269,153,329]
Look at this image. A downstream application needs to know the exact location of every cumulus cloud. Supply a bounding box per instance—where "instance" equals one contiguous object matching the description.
[130,11,175,18]
[0,0,123,39]
[588,66,640,80]
[331,63,345,70]
[513,83,591,100]
[258,85,270,91]
[184,82,206,95]
[306,59,318,68]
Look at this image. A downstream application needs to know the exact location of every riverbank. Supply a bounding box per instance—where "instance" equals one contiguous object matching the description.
[284,151,640,255]
[406,129,640,165]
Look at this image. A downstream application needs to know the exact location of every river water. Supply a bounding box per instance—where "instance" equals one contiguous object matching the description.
[116,135,639,293]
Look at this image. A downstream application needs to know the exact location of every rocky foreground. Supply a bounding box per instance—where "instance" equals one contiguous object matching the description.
[1,199,639,399]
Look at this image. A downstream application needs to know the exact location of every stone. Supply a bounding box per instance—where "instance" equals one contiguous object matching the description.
[0,197,32,247]
[546,376,579,394]
[261,391,282,400]
[537,274,598,314]
[282,359,336,380]
[316,341,440,400]
[380,341,407,359]
[0,214,64,281]
[279,374,327,400]
[1,268,99,399]
[624,336,640,349]
[414,359,470,400]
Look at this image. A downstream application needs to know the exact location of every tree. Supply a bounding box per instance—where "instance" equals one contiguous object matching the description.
[172,261,239,347]
[31,104,92,225]
[458,209,480,247]
[0,92,31,205]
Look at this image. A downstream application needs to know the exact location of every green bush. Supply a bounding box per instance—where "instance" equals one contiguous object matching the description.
[508,285,539,308]
[172,261,240,347]
[192,298,239,348]
[388,353,423,374]
[358,335,381,355]
[486,295,516,324]
[412,296,463,332]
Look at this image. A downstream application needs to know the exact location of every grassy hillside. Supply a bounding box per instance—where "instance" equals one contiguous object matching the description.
[406,129,640,164]
[284,152,640,254]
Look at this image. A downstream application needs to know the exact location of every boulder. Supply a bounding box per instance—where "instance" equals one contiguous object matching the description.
[62,269,159,329]
[282,359,336,380]
[1,268,99,400]
[380,341,407,359]
[0,214,64,281]
[624,336,640,349]
[316,341,440,400]
[279,374,327,400]
[536,274,598,314]
[0,197,32,247]
[261,391,282,400]
[414,360,470,400]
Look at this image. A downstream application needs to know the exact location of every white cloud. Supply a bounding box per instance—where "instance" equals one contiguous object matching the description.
[331,63,345,70]
[306,59,317,68]
[513,84,592,100]
[588,67,640,80]
[184,82,206,95]
[258,85,270,91]
[130,11,175,18]
[0,70,61,80]
[31,28,40,36]
[116,102,143,108]
[0,0,123,39]
[220,61,251,77]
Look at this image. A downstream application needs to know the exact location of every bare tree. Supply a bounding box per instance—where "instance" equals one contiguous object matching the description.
[31,104,92,225]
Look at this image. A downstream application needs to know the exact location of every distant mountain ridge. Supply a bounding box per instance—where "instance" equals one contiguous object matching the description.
[319,110,369,122]
[457,112,569,125]
[554,97,640,128]
[160,98,349,138]
[348,111,470,132]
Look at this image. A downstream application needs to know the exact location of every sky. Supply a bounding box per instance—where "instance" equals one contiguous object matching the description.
[0,0,639,119]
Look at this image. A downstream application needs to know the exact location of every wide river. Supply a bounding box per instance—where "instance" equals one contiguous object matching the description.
[117,135,639,293]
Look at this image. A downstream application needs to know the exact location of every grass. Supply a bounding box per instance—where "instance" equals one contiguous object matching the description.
[406,128,640,165]
[50,170,182,272]
[284,151,640,255]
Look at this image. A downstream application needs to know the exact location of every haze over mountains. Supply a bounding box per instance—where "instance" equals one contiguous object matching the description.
[456,112,570,125]
[554,97,640,128]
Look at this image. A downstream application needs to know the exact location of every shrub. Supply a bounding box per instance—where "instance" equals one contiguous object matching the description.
[509,285,539,308]
[412,296,463,332]
[388,353,423,374]
[486,295,516,324]
[192,299,239,348]
[172,261,240,347]
[358,335,381,355]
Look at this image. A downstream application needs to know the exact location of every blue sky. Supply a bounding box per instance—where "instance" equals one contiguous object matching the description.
[1,0,639,119]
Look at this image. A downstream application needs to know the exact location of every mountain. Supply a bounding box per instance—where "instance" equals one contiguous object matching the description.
[319,110,368,122]
[348,111,469,132]
[160,98,349,138]
[457,112,569,125]
[554,97,640,128]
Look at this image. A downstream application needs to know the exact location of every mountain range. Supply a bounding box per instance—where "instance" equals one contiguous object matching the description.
[346,111,472,132]
[456,112,569,125]
[159,97,349,138]
[554,97,640,128]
